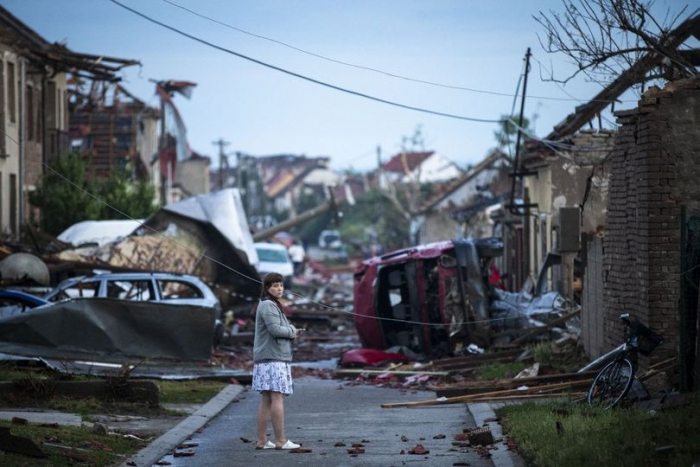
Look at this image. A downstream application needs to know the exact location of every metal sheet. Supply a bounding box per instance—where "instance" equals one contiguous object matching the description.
[0,298,214,362]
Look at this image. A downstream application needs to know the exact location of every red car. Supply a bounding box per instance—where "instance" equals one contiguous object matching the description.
[353,238,502,358]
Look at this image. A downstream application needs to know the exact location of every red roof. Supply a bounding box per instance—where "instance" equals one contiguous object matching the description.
[382,151,434,173]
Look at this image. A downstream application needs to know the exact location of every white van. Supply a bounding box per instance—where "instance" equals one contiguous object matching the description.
[254,242,294,287]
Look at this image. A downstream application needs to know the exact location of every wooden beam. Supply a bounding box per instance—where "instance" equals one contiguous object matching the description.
[381,379,593,408]
[334,369,449,377]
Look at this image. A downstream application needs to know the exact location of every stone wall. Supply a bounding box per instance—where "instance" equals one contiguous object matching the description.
[604,78,700,362]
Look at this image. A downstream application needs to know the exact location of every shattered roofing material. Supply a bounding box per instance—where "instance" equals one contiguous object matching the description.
[0,5,139,81]
[58,219,144,247]
[161,188,258,268]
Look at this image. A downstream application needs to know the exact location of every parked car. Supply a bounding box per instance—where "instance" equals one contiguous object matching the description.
[254,242,293,287]
[0,290,49,318]
[43,272,224,345]
[318,229,343,250]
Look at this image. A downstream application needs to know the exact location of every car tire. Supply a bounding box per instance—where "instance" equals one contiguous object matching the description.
[213,319,225,348]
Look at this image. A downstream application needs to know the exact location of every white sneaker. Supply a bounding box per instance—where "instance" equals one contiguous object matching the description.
[277,440,301,450]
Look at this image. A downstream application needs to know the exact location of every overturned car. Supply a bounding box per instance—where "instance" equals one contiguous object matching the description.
[353,237,576,358]
[353,238,502,358]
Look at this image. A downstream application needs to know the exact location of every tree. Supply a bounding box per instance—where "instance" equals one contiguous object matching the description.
[94,165,158,220]
[30,153,159,236]
[339,189,410,257]
[29,153,101,236]
[535,0,696,87]
[291,190,333,246]
[494,115,533,158]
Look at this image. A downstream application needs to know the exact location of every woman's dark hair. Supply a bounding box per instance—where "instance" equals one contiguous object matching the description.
[260,273,285,302]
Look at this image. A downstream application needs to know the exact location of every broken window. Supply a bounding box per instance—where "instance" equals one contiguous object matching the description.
[106,280,154,301]
[375,262,425,354]
[54,281,99,301]
[158,280,204,300]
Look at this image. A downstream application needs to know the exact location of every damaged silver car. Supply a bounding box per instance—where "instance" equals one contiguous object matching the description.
[44,272,224,345]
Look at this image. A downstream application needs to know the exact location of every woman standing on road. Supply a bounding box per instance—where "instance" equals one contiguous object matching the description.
[253,272,301,450]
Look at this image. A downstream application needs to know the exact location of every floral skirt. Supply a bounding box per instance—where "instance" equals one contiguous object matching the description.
[252,361,293,395]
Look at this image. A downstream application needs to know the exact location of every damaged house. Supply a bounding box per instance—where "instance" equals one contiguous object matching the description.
[0,5,137,241]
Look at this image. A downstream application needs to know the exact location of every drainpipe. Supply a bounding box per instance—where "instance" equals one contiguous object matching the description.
[18,58,26,235]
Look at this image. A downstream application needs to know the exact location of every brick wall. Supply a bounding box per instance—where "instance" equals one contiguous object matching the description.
[604,78,700,364]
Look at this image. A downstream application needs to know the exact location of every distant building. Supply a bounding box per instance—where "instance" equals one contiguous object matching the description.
[171,151,211,202]
[379,151,461,186]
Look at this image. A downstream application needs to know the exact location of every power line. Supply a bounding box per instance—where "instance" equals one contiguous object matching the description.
[161,0,619,103]
[109,0,503,124]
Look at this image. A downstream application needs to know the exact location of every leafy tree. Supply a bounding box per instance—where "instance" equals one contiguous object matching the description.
[339,189,410,257]
[30,153,158,236]
[29,153,101,236]
[291,190,332,246]
[95,166,157,220]
[494,115,533,158]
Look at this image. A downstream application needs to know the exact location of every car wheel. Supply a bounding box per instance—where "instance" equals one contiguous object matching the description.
[213,319,225,348]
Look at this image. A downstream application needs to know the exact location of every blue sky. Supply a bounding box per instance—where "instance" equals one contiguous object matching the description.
[1,0,692,171]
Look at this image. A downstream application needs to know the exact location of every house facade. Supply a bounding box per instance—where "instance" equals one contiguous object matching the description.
[413,150,510,244]
[0,5,136,240]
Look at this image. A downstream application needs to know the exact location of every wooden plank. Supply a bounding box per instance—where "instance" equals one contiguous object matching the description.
[382,380,593,408]
[382,390,588,408]
[431,370,598,397]
[334,369,449,377]
[430,349,523,367]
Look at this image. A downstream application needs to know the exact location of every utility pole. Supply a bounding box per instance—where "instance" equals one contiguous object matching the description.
[508,47,532,214]
[212,138,230,191]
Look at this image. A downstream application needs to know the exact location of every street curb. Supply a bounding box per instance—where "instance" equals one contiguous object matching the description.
[118,384,244,467]
[468,402,526,467]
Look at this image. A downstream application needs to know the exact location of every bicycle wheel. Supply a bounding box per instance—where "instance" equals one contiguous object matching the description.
[586,358,634,409]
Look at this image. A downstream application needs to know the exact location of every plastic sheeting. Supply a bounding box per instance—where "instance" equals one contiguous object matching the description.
[0,298,214,362]
[58,219,143,247]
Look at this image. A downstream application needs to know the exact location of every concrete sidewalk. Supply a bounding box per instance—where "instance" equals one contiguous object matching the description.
[118,384,244,467]
[126,377,526,467]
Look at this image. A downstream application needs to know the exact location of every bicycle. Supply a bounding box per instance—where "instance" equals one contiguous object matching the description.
[583,313,664,409]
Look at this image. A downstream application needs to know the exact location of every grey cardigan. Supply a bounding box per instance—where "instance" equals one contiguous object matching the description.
[253,299,295,363]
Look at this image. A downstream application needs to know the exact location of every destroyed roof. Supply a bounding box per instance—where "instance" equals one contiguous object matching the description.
[160,188,258,267]
[0,5,139,81]
[419,149,510,213]
[546,14,700,140]
[382,151,434,173]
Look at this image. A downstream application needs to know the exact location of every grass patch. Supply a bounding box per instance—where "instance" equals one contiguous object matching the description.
[475,361,527,380]
[496,394,700,467]
[159,380,227,404]
[531,341,588,373]
[0,420,145,466]
[0,363,226,414]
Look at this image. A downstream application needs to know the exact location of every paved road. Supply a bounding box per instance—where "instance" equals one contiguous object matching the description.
[157,377,495,467]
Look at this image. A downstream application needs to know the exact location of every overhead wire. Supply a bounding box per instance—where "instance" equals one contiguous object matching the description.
[109,0,502,124]
[161,0,635,103]
[0,128,533,328]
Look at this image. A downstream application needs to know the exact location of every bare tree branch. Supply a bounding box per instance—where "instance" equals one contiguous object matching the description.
[534,0,697,88]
